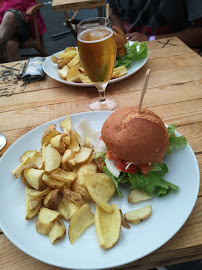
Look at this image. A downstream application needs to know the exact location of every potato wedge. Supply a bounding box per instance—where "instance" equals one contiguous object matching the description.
[71,163,97,201]
[95,204,121,249]
[49,219,66,244]
[80,75,92,84]
[62,196,80,219]
[51,55,59,63]
[20,150,36,162]
[21,174,32,188]
[68,204,94,244]
[26,151,42,168]
[50,134,67,154]
[44,146,61,172]
[57,50,77,59]
[85,173,115,213]
[62,132,71,147]
[66,65,81,82]
[112,65,127,78]
[48,170,77,187]
[77,163,97,185]
[128,189,152,203]
[26,186,51,199]
[60,113,72,133]
[12,163,37,179]
[41,125,59,145]
[69,132,80,153]
[74,146,92,164]
[71,180,91,202]
[11,156,32,178]
[111,70,120,79]
[58,199,70,220]
[25,187,41,219]
[23,168,45,190]
[62,149,75,165]
[124,205,152,224]
[58,65,69,80]
[64,47,77,53]
[44,189,60,210]
[42,174,65,189]
[67,54,80,68]
[57,58,71,69]
[36,207,62,234]
[120,209,130,229]
[63,187,85,207]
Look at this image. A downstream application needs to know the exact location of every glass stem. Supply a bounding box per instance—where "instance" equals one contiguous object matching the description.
[98,90,106,103]
[96,82,108,103]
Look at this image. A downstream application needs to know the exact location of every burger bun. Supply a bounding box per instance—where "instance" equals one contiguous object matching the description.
[101,107,169,164]
[112,26,127,55]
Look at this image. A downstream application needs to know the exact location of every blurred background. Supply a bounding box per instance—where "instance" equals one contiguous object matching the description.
[20,0,98,57]
[20,1,202,269]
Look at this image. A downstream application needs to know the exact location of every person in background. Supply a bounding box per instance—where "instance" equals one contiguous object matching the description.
[0,0,46,62]
[108,0,202,52]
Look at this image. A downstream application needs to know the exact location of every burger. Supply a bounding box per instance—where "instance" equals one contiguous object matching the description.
[94,106,186,197]
[112,26,127,56]
[101,107,169,175]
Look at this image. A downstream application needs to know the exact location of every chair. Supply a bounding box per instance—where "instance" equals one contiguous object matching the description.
[21,0,48,57]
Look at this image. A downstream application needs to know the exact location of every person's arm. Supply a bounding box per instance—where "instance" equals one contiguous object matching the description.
[127,18,202,49]
[110,8,125,33]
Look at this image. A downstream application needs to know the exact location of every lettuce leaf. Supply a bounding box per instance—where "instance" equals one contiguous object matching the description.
[103,163,179,198]
[94,151,106,162]
[167,125,187,154]
[128,163,179,196]
[115,41,148,68]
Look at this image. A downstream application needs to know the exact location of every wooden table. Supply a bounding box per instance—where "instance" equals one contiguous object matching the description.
[0,37,201,270]
[52,0,106,15]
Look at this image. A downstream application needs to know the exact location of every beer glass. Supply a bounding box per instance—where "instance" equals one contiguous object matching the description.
[77,17,117,111]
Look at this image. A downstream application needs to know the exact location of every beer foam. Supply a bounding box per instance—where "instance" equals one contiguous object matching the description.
[78,27,113,43]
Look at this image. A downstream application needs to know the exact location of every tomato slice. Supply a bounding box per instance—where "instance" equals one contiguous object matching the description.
[114,161,140,173]
[112,155,140,173]
[105,150,140,173]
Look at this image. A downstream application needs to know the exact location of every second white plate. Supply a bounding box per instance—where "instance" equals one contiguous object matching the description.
[43,42,149,87]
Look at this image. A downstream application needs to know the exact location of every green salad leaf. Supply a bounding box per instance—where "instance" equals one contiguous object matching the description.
[103,162,179,199]
[94,151,106,162]
[167,125,187,154]
[128,163,179,196]
[115,41,148,68]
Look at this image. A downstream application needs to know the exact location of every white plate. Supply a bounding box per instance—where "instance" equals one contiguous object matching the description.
[0,111,200,270]
[43,41,149,87]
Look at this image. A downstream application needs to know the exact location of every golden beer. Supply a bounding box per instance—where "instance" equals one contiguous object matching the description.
[77,27,116,84]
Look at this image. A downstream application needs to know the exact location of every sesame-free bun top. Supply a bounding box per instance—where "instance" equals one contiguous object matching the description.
[112,26,127,49]
[101,107,169,164]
